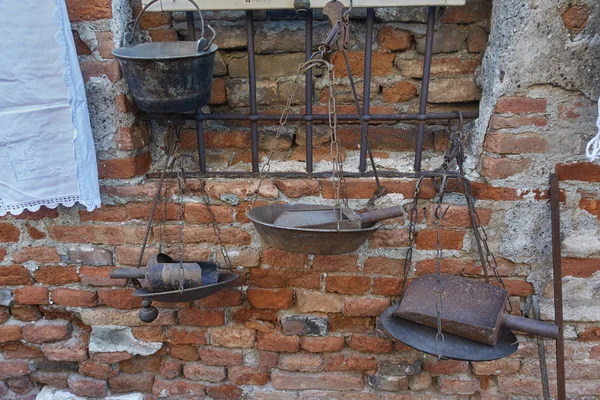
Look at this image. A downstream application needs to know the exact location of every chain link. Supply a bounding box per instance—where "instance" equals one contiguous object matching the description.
[400,176,423,298]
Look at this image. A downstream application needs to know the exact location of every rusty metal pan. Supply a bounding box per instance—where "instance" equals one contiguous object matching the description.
[380,305,518,361]
[246,203,380,255]
[132,273,238,302]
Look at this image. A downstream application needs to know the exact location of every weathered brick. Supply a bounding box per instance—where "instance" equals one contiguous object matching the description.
[467,26,488,52]
[325,354,378,373]
[281,315,328,337]
[30,371,69,388]
[472,359,521,376]
[378,27,412,51]
[42,329,88,362]
[490,115,547,129]
[257,332,300,352]
[439,377,479,394]
[561,5,590,30]
[368,374,409,391]
[91,352,132,364]
[97,288,142,310]
[168,327,208,345]
[297,290,344,313]
[66,0,111,21]
[183,363,226,382]
[26,223,46,240]
[383,81,418,103]
[132,326,167,342]
[178,309,225,327]
[22,320,71,343]
[51,288,97,307]
[0,265,32,285]
[556,162,600,182]
[415,228,464,250]
[495,96,547,114]
[326,275,370,295]
[0,224,20,242]
[67,374,107,398]
[152,377,205,397]
[332,51,395,77]
[13,246,60,264]
[67,247,113,266]
[34,266,79,285]
[343,297,390,317]
[97,153,151,179]
[49,225,146,245]
[271,370,364,390]
[0,326,22,343]
[80,266,125,286]
[300,336,345,353]
[423,358,469,375]
[429,78,481,103]
[228,366,270,386]
[80,60,121,83]
[79,360,118,380]
[312,255,358,272]
[279,353,323,372]
[169,344,200,361]
[348,334,392,353]
[247,288,293,309]
[329,315,374,333]
[211,326,255,348]
[109,372,154,393]
[160,357,182,379]
[10,305,42,322]
[119,354,161,374]
[369,229,409,248]
[274,179,320,198]
[198,347,243,366]
[194,290,243,308]
[13,286,48,305]
[249,269,321,289]
[0,360,30,379]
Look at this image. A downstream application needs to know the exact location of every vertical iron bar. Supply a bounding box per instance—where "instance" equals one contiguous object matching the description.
[551,173,566,400]
[246,11,259,173]
[196,109,206,174]
[305,10,314,174]
[414,6,436,172]
[186,11,196,41]
[359,8,375,173]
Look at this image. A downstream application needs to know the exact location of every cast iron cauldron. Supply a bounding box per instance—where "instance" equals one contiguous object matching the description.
[113,0,217,113]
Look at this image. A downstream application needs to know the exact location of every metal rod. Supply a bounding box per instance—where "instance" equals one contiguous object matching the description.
[142,111,479,122]
[305,9,314,174]
[186,11,196,40]
[414,6,437,172]
[196,108,206,174]
[246,11,259,173]
[359,8,375,173]
[550,173,566,400]
[147,170,460,180]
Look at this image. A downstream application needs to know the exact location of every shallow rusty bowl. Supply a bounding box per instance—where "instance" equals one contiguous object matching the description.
[246,203,380,255]
[132,273,238,303]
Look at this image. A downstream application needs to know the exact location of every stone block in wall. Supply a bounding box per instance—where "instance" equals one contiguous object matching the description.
[226,79,279,108]
[228,53,306,79]
[395,56,480,78]
[416,25,467,54]
[428,77,481,103]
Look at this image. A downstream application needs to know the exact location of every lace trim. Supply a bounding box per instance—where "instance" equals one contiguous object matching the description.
[0,194,100,216]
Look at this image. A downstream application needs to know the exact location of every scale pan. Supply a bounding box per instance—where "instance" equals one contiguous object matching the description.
[133,273,239,303]
[379,305,519,361]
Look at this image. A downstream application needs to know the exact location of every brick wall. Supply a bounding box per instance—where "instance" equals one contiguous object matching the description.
[1,0,600,399]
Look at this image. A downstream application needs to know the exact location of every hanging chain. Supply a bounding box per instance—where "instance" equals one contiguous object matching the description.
[176,154,185,292]
[400,176,424,298]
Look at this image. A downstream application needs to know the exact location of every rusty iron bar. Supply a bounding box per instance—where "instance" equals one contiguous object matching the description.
[146,169,461,179]
[305,10,314,173]
[142,111,479,122]
[247,11,259,173]
[359,8,375,172]
[551,173,566,400]
[414,6,437,172]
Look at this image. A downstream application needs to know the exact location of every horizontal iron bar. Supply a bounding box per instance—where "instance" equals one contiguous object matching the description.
[146,170,460,179]
[142,111,479,123]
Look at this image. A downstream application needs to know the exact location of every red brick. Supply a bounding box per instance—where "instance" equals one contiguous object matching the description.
[261,248,308,269]
[378,27,412,51]
[34,266,79,285]
[97,288,142,310]
[324,354,378,372]
[439,377,479,395]
[312,255,358,272]
[9,305,41,322]
[257,332,300,352]
[92,352,133,364]
[326,275,370,295]
[22,320,71,343]
[497,377,544,396]
[415,229,464,250]
[485,132,548,154]
[26,224,46,239]
[231,307,279,325]
[119,354,161,374]
[152,377,205,397]
[0,360,29,379]
[198,347,243,366]
[467,26,487,53]
[369,229,409,248]
[561,5,590,30]
[502,279,534,296]
[167,327,208,345]
[580,198,600,219]
[80,266,126,286]
[149,29,178,42]
[97,153,151,179]
[383,81,418,103]
[271,370,364,390]
[79,360,118,380]
[228,366,269,386]
[0,248,5,262]
[160,357,182,379]
[247,288,293,309]
[578,326,600,341]
[80,60,120,83]
[169,344,200,361]
[472,359,521,376]
[0,306,8,324]
[96,31,114,59]
[49,225,146,245]
[415,258,468,275]
[343,297,389,317]
[12,246,60,264]
[109,373,154,393]
[179,309,225,327]
[68,374,107,398]
[115,123,150,151]
[423,358,469,375]
[211,326,255,348]
[442,1,491,23]
[556,162,600,182]
[0,224,20,242]
[193,290,242,308]
[347,334,392,353]
[132,326,167,342]
[274,179,319,198]
[159,225,251,246]
[279,353,324,372]
[30,371,69,388]
[209,77,227,105]
[332,51,394,77]
[426,205,492,228]
[562,258,600,278]
[249,268,321,289]
[0,326,22,343]
[328,315,374,333]
[51,288,97,307]
[0,265,31,285]
[490,115,547,129]
[495,97,547,114]
[183,363,226,382]
[184,203,233,224]
[72,30,91,55]
[206,384,243,400]
[301,336,345,353]
[42,328,88,362]
[363,257,402,275]
[13,286,48,305]
[66,0,111,21]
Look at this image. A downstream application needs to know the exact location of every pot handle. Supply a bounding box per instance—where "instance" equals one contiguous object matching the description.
[125,0,216,52]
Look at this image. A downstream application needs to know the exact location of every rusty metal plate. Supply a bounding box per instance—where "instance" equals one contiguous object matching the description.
[380,305,518,361]
[133,273,239,302]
